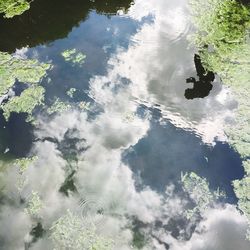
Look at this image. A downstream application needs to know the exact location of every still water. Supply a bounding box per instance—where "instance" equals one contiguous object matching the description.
[0,0,249,249]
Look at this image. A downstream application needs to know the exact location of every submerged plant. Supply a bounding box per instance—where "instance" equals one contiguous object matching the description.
[50,210,114,250]
[0,0,30,18]
[61,49,86,66]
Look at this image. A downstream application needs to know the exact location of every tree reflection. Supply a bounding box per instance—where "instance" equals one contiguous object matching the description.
[0,0,134,52]
[185,54,215,100]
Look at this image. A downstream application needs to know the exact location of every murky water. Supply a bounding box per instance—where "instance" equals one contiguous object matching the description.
[0,0,249,249]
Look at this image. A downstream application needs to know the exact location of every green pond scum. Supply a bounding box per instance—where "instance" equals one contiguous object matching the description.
[189,0,250,237]
[0,0,30,18]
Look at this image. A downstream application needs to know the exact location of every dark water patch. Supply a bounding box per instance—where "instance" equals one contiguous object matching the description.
[0,0,134,52]
[123,116,244,202]
[0,113,34,157]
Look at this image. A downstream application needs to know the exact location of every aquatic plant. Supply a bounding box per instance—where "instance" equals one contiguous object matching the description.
[47,98,72,115]
[78,101,91,111]
[66,88,76,98]
[25,191,43,217]
[0,52,50,121]
[233,160,250,239]
[181,172,224,219]
[189,0,250,235]
[1,86,45,121]
[0,0,30,18]
[61,49,86,66]
[0,52,50,96]
[14,156,37,174]
[50,210,114,250]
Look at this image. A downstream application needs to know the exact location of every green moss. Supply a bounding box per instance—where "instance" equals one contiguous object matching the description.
[1,86,45,120]
[61,49,86,66]
[0,0,30,18]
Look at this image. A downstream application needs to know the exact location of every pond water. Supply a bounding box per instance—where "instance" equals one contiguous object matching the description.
[0,0,249,249]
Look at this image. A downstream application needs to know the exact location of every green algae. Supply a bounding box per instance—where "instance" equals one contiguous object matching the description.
[50,210,114,250]
[0,0,30,18]
[1,86,45,120]
[61,49,86,66]
[181,172,224,219]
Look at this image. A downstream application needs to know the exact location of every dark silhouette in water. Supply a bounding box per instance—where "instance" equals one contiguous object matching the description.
[185,54,215,100]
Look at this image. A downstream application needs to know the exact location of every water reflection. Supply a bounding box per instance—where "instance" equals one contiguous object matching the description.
[0,0,249,249]
[0,0,134,52]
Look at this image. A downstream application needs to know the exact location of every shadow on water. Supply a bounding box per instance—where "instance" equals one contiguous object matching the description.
[123,112,244,202]
[0,0,134,52]
[184,54,215,100]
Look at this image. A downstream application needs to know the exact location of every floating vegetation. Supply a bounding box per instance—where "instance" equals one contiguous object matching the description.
[181,172,224,219]
[189,0,250,236]
[0,0,30,18]
[66,88,76,98]
[1,86,45,121]
[78,101,91,111]
[47,98,72,115]
[50,210,114,250]
[25,191,43,217]
[61,49,86,66]
[14,156,37,191]
[0,52,50,96]
[14,156,37,174]
[0,52,51,121]
[122,111,135,123]
[233,160,250,239]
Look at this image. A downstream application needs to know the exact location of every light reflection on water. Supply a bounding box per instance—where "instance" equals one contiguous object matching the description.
[0,0,249,249]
